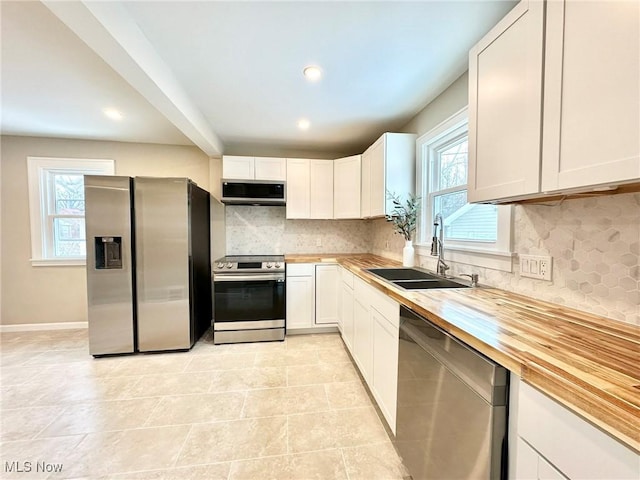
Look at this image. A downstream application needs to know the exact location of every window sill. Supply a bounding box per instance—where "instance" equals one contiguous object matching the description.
[30,258,86,267]
[415,244,514,272]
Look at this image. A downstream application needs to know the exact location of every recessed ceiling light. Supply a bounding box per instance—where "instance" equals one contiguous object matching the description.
[303,65,322,82]
[103,108,123,120]
[297,118,310,130]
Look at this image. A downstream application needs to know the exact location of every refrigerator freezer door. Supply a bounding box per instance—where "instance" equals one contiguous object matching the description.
[135,178,191,351]
[85,176,135,355]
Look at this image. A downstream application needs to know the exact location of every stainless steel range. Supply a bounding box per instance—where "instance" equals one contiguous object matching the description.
[212,255,285,344]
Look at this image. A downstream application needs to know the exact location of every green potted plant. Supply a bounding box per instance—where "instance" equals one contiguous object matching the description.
[385,192,420,266]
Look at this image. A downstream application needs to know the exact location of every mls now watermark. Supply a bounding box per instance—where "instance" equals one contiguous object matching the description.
[4,461,64,474]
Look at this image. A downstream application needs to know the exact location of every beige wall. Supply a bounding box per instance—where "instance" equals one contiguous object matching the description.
[0,135,209,326]
[400,71,469,136]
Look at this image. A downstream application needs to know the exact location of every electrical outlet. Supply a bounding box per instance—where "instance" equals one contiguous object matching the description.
[385,240,389,249]
[520,254,552,281]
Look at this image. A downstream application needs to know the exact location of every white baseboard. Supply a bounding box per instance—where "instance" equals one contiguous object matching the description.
[0,321,88,332]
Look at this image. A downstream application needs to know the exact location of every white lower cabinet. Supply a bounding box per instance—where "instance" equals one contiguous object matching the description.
[286,263,339,332]
[511,375,639,480]
[315,264,339,324]
[353,295,373,384]
[339,267,355,347]
[371,306,399,433]
[342,274,399,433]
[286,269,314,330]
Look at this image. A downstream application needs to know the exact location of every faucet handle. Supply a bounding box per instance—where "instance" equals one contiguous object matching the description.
[460,273,479,287]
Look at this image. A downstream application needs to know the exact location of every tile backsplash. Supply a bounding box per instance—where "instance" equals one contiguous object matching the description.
[371,192,640,326]
[225,194,639,326]
[225,206,371,255]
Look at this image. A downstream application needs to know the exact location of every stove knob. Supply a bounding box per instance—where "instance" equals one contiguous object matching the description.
[275,262,281,268]
[225,263,233,269]
[266,262,273,268]
[216,262,225,269]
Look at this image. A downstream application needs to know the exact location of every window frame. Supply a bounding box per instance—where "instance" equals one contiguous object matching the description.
[27,157,115,266]
[415,108,515,272]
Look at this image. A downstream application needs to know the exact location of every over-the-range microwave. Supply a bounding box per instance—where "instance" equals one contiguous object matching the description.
[220,179,286,206]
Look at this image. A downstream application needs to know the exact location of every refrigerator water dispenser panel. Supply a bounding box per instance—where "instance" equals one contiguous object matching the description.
[95,236,123,269]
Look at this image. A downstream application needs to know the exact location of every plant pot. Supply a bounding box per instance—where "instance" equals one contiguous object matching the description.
[402,240,415,267]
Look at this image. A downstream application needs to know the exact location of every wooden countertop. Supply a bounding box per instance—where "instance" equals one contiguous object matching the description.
[285,253,640,453]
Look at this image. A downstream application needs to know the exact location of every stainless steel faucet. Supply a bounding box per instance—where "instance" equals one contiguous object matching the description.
[431,213,450,276]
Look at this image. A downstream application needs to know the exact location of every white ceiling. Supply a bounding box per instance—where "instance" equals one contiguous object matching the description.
[1,1,516,156]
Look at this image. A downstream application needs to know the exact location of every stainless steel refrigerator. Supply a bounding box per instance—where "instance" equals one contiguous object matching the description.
[84,176,213,356]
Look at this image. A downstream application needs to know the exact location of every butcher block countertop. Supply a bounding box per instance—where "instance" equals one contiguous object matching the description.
[285,253,640,452]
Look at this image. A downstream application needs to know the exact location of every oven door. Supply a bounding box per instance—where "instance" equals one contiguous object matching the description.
[213,274,286,329]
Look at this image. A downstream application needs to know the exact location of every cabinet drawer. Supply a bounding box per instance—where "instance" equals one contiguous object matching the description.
[340,267,354,289]
[369,287,399,327]
[518,382,638,480]
[286,263,314,276]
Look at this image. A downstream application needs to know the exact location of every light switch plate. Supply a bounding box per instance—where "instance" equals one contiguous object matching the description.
[520,254,552,281]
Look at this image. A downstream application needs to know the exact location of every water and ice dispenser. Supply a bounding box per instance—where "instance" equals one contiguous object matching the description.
[94,236,123,269]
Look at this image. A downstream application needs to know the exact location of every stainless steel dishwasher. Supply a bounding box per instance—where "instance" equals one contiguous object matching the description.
[394,306,508,480]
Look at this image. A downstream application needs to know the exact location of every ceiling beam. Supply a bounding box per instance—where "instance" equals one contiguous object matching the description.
[42,0,224,156]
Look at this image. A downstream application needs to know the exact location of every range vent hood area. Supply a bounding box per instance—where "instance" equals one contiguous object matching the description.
[220,179,286,206]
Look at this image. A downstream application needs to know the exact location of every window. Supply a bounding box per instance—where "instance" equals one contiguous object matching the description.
[27,157,115,265]
[417,108,514,271]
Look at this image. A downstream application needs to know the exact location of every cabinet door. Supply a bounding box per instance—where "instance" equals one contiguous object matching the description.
[286,158,310,219]
[315,264,339,324]
[372,309,399,434]
[468,0,545,202]
[255,157,286,181]
[341,283,354,352]
[286,275,314,330]
[541,0,640,192]
[360,147,372,218]
[310,160,334,219]
[368,138,386,217]
[334,155,362,219]
[222,156,254,179]
[353,297,373,384]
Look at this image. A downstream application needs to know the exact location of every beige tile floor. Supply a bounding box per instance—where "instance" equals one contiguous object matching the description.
[0,329,408,479]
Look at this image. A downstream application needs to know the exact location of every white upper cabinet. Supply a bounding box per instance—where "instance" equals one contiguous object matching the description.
[222,156,286,181]
[286,158,311,219]
[361,133,416,218]
[286,158,333,219]
[310,160,334,219]
[255,157,287,181]
[334,155,362,219]
[541,0,640,192]
[468,0,545,203]
[469,0,640,203]
[222,155,255,180]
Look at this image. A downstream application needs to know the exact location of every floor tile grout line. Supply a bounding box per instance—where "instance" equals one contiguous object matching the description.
[340,447,352,480]
[170,423,194,469]
[21,404,69,442]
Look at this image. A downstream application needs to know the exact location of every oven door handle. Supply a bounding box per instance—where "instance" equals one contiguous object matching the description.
[214,274,285,282]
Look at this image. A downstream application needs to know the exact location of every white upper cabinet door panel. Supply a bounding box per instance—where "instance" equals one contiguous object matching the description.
[368,138,386,217]
[310,160,334,219]
[255,157,286,181]
[361,147,372,218]
[468,0,545,202]
[541,0,640,192]
[286,158,310,219]
[222,155,255,179]
[334,155,362,219]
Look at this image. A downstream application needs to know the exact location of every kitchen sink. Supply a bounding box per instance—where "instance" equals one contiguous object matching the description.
[391,279,468,290]
[366,267,469,290]
[367,268,441,281]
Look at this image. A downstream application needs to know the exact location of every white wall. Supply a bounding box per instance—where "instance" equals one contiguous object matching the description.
[0,135,210,326]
